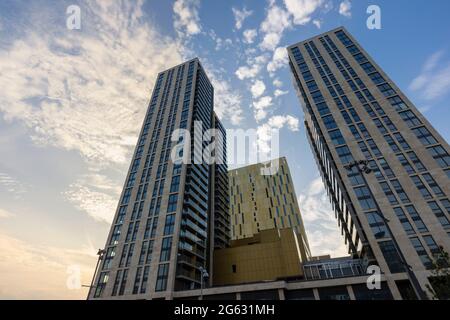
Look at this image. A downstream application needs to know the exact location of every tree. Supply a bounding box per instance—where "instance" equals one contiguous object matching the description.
[426,246,450,300]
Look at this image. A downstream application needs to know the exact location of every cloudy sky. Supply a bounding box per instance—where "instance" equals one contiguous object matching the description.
[1,0,450,299]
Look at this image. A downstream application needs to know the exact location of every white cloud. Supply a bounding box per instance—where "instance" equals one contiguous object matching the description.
[253,96,274,121]
[313,19,322,29]
[63,173,121,223]
[338,0,352,18]
[0,232,96,299]
[409,50,450,101]
[173,0,202,37]
[274,89,288,97]
[298,177,348,257]
[251,80,266,98]
[243,29,257,44]
[273,78,283,88]
[260,4,292,51]
[232,7,253,30]
[284,0,324,25]
[0,172,26,197]
[215,37,233,51]
[256,115,299,155]
[0,208,15,219]
[204,65,244,125]
[235,64,261,80]
[267,46,289,74]
[0,1,183,167]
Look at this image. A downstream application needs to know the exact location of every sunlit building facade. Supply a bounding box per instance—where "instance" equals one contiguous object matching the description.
[288,27,450,299]
[88,58,229,299]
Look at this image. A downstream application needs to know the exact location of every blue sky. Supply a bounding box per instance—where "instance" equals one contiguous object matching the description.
[0,0,450,299]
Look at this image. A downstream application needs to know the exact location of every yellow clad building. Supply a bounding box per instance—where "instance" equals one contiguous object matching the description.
[213,228,306,286]
[228,157,310,258]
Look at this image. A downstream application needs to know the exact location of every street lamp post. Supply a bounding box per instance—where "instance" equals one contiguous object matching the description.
[344,160,428,300]
[199,266,209,300]
[86,249,106,300]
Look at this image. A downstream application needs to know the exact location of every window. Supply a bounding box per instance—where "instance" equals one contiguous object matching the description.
[118,269,128,296]
[94,272,109,298]
[441,199,450,214]
[311,91,325,104]
[111,270,122,296]
[369,72,385,85]
[357,123,371,139]
[102,247,116,270]
[316,102,330,116]
[365,104,377,118]
[353,52,368,64]
[411,176,432,200]
[347,44,360,54]
[379,158,395,178]
[374,119,387,134]
[407,152,427,172]
[367,139,382,157]
[388,96,408,111]
[380,182,398,205]
[328,129,345,146]
[366,211,390,239]
[393,207,415,235]
[335,30,353,46]
[341,111,353,124]
[428,201,450,229]
[322,115,338,130]
[347,167,365,186]
[422,174,445,197]
[361,62,376,74]
[160,237,172,262]
[170,176,180,193]
[412,127,437,146]
[377,83,396,97]
[336,146,354,164]
[354,186,376,210]
[378,241,404,273]
[132,267,143,294]
[349,125,361,140]
[348,108,361,122]
[423,235,441,256]
[110,225,122,245]
[383,117,398,132]
[397,154,415,174]
[306,80,318,92]
[399,110,422,127]
[163,214,175,235]
[167,194,178,212]
[372,102,385,115]
[358,141,372,160]
[393,133,411,150]
[410,237,432,269]
[405,205,428,233]
[121,188,132,205]
[427,146,450,168]
[140,266,150,294]
[390,179,410,203]
[155,264,170,291]
[369,160,384,181]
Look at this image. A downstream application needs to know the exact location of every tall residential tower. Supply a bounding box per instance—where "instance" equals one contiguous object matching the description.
[89,58,229,300]
[288,27,450,299]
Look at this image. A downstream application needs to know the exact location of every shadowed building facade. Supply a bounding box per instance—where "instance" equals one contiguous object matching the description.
[288,27,450,299]
[88,58,229,300]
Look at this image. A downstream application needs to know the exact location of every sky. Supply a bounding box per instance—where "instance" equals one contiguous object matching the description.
[0,0,450,299]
